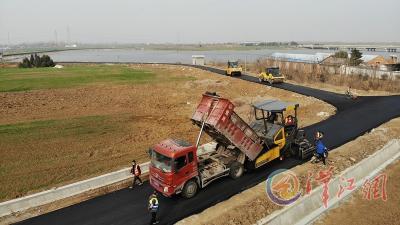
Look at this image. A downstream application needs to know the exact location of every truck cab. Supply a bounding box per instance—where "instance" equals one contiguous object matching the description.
[149,138,244,199]
[149,139,198,197]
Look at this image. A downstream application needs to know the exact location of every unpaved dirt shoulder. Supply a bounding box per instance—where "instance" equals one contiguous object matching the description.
[314,160,400,225]
[177,118,400,225]
[285,80,397,96]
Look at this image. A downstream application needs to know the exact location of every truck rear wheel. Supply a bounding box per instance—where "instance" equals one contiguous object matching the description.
[182,180,198,198]
[229,162,244,179]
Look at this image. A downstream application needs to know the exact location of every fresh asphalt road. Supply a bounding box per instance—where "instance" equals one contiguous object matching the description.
[18,65,400,225]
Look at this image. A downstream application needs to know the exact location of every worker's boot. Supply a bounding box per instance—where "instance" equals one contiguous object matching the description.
[311,156,319,164]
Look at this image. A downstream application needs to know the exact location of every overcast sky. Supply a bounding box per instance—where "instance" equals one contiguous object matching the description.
[1,0,399,44]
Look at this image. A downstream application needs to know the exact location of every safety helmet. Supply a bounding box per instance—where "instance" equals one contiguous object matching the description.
[315,131,324,140]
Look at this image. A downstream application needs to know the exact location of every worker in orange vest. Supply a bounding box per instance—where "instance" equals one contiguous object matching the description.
[285,115,295,126]
[129,160,143,189]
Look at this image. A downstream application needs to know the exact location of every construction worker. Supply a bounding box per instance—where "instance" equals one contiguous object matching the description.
[129,160,143,189]
[346,86,357,99]
[284,115,296,126]
[148,191,159,225]
[284,115,296,136]
[315,131,328,165]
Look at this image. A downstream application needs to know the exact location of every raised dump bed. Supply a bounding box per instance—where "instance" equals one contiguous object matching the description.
[191,92,263,160]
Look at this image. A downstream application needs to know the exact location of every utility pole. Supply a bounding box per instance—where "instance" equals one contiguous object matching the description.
[244,55,247,73]
[176,32,180,54]
[54,30,58,46]
[7,32,10,47]
[67,26,71,44]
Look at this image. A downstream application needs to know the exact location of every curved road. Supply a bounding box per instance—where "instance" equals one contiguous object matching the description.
[18,65,400,225]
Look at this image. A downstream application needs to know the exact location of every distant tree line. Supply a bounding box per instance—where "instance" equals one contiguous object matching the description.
[18,54,55,68]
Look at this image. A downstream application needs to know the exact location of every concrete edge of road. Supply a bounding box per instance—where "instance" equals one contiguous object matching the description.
[255,139,400,225]
[0,162,149,218]
[0,143,216,220]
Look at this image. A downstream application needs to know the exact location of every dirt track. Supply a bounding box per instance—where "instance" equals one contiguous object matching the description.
[315,159,400,225]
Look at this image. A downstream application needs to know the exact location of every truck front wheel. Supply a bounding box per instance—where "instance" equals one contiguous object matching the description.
[229,162,244,179]
[182,180,198,198]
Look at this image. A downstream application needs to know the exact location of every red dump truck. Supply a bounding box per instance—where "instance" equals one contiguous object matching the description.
[149,92,314,198]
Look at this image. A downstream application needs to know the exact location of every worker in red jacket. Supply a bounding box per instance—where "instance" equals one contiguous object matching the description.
[129,160,143,189]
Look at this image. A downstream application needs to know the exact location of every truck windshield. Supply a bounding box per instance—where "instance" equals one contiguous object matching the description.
[151,150,172,173]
